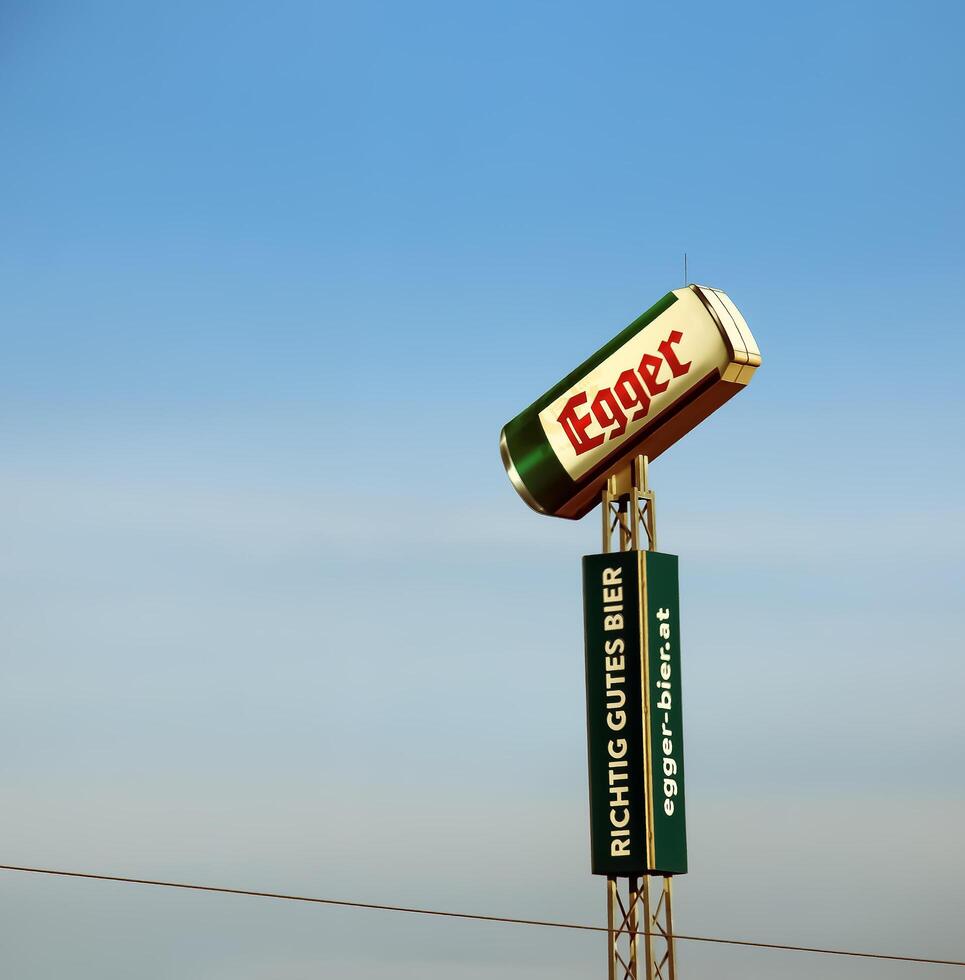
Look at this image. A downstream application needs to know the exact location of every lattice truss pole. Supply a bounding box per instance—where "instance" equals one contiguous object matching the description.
[601,455,677,980]
[602,455,656,554]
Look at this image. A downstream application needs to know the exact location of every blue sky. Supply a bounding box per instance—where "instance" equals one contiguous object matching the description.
[2,2,964,977]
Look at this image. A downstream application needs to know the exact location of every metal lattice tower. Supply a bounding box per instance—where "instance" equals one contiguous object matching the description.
[601,455,677,980]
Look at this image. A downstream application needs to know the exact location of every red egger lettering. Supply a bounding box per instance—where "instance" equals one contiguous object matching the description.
[557,330,693,456]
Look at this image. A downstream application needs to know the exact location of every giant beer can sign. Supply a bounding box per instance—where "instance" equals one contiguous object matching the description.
[500,285,761,519]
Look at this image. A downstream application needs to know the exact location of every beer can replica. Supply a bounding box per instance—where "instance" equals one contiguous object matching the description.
[499,284,761,519]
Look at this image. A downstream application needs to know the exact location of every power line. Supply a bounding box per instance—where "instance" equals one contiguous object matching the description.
[2,863,962,968]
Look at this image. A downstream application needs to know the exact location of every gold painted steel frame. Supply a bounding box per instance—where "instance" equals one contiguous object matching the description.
[601,455,656,554]
[602,456,677,980]
[606,872,676,980]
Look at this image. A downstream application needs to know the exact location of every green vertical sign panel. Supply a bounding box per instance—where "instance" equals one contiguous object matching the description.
[583,550,687,877]
[643,551,687,874]
[582,551,648,875]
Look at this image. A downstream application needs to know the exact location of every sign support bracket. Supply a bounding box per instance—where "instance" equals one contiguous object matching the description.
[602,455,656,554]
[602,455,677,980]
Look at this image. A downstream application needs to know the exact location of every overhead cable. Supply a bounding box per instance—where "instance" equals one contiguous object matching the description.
[1,863,962,969]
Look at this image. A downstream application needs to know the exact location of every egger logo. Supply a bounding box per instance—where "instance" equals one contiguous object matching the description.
[557,330,692,456]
